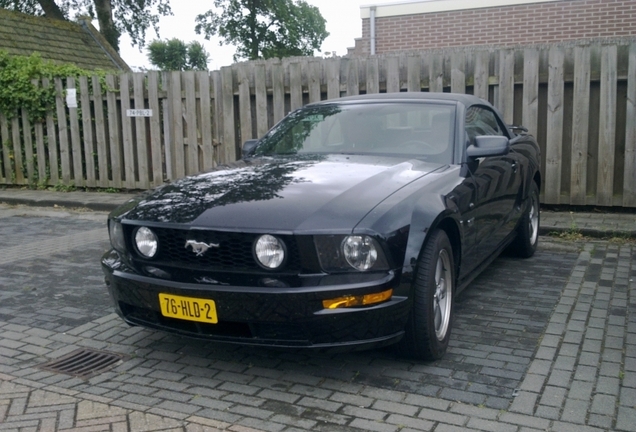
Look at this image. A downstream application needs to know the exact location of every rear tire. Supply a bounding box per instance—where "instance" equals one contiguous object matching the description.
[511,181,540,258]
[398,230,454,360]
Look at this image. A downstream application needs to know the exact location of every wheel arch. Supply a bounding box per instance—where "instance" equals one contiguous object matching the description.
[413,215,462,287]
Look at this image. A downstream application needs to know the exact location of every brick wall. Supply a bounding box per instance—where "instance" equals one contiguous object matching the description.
[357,0,636,54]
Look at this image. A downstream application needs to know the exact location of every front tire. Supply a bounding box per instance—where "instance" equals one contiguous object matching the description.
[511,181,540,258]
[398,230,455,360]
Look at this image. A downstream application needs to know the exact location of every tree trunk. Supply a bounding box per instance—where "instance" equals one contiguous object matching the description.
[93,0,121,52]
[37,0,66,20]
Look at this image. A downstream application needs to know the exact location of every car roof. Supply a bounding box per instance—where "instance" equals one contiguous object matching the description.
[307,92,489,108]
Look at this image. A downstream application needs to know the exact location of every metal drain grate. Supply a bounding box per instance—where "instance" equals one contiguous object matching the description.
[39,348,126,379]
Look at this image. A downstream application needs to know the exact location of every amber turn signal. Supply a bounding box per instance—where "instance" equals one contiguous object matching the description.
[322,289,393,309]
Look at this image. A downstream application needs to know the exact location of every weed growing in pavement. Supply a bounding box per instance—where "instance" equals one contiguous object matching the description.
[53,182,76,192]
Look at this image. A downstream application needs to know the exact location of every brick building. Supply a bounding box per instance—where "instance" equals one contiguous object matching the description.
[353,0,636,55]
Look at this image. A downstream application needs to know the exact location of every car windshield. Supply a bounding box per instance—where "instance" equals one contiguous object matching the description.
[253,102,456,163]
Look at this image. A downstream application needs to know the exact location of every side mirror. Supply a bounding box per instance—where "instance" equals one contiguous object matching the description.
[242,139,259,157]
[466,135,510,158]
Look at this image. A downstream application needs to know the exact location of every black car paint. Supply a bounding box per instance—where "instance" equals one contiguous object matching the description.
[102,93,541,350]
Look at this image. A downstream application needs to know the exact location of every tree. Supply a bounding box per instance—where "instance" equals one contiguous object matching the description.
[195,0,328,61]
[0,0,172,52]
[147,39,209,71]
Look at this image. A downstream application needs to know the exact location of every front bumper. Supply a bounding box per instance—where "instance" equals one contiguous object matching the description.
[102,250,410,350]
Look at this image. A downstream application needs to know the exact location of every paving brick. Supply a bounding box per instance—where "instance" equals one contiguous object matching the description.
[498,412,550,429]
[590,394,616,415]
[288,384,332,400]
[348,418,399,432]
[561,398,589,423]
[509,392,537,414]
[616,406,636,431]
[587,413,614,430]
[386,413,436,430]
[296,396,342,412]
[372,400,418,417]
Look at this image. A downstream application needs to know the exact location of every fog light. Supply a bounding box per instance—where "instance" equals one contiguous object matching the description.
[322,289,393,309]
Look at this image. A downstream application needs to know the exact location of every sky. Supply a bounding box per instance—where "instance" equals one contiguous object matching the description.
[118,0,377,71]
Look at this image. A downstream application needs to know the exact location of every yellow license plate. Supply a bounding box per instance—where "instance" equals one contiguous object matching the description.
[159,293,218,324]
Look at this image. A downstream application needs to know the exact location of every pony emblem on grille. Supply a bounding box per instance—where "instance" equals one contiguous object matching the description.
[185,239,219,256]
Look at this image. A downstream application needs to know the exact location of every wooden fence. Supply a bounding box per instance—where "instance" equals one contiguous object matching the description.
[0,37,635,207]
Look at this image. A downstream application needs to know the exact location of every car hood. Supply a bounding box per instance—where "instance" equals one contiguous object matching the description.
[117,154,445,232]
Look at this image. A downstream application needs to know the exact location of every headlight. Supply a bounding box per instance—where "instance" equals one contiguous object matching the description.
[342,235,378,271]
[254,234,286,269]
[109,220,126,253]
[134,227,158,258]
[314,235,389,272]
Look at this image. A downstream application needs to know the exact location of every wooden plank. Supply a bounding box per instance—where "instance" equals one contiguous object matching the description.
[450,51,466,94]
[473,51,489,100]
[522,49,539,138]
[31,79,46,185]
[161,72,173,180]
[132,73,149,188]
[429,53,444,92]
[170,71,185,178]
[41,79,59,185]
[184,71,198,175]
[272,63,285,123]
[66,77,84,187]
[366,57,379,94]
[624,43,636,207]
[197,71,214,172]
[91,76,108,187]
[211,70,223,166]
[34,110,46,185]
[20,110,34,184]
[254,64,269,137]
[497,50,515,124]
[345,57,359,96]
[289,61,303,110]
[569,46,591,205]
[11,115,24,184]
[499,51,514,116]
[238,64,253,154]
[596,45,617,207]
[221,66,236,164]
[327,58,340,100]
[307,60,321,103]
[387,56,400,93]
[0,113,12,184]
[407,55,420,92]
[119,73,136,189]
[544,47,565,204]
[147,71,164,185]
[79,76,96,187]
[54,78,71,185]
[105,75,122,188]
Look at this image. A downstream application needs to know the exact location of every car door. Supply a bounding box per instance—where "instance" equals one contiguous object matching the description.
[464,106,523,262]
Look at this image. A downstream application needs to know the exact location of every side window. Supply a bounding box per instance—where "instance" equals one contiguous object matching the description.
[465,106,505,144]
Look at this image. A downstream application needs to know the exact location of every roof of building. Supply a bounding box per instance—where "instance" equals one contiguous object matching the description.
[0,8,130,71]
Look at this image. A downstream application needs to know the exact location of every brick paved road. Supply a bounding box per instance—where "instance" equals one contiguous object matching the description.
[0,204,634,431]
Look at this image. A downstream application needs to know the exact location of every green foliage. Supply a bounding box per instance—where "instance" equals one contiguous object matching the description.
[53,181,76,192]
[147,38,209,71]
[0,0,173,51]
[0,50,110,121]
[195,0,328,61]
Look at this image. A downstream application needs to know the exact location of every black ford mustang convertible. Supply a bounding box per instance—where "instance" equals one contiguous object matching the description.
[102,93,541,360]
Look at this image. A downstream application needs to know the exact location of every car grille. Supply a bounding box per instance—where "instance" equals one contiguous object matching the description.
[128,226,302,273]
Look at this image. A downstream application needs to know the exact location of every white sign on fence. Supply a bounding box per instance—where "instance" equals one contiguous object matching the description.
[126,109,153,117]
[66,89,77,108]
